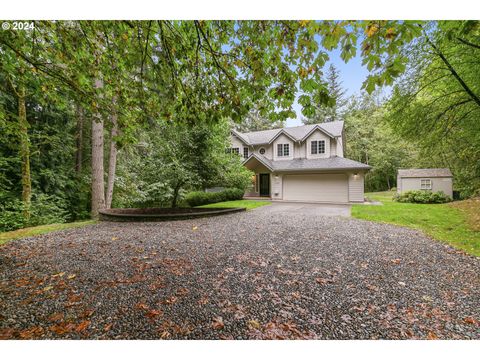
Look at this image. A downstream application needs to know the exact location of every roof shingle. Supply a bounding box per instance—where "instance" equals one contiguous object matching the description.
[397,168,453,177]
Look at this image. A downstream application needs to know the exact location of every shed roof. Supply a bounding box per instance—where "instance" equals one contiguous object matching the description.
[397,168,453,178]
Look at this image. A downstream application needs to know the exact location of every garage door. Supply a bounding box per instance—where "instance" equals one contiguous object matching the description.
[283,173,348,202]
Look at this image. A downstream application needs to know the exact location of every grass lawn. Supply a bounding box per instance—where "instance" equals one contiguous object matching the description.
[352,191,480,257]
[0,220,97,246]
[198,199,271,210]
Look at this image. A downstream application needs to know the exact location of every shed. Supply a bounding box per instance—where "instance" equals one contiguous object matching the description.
[397,168,453,198]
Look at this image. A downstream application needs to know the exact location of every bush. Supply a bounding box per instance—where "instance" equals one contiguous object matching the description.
[390,187,397,192]
[185,188,244,207]
[0,193,69,232]
[393,190,452,204]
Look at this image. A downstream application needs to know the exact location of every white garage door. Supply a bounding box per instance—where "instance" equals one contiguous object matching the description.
[283,173,349,202]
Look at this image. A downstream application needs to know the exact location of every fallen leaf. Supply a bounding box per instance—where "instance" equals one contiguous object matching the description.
[247,319,261,329]
[104,323,113,332]
[427,331,438,340]
[43,286,54,292]
[159,330,171,339]
[197,296,209,305]
[192,226,198,231]
[464,316,477,325]
[48,313,64,322]
[390,259,402,265]
[135,302,149,310]
[112,237,118,241]
[75,320,91,332]
[422,295,433,302]
[398,281,406,287]
[52,272,65,278]
[212,316,224,330]
[341,314,352,322]
[316,277,334,285]
[146,309,163,319]
[19,326,44,339]
[67,274,76,280]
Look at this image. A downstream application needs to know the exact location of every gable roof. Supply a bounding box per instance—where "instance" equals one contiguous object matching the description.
[398,168,453,178]
[243,154,370,172]
[235,121,344,145]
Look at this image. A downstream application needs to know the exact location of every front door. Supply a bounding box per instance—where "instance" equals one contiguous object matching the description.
[259,173,270,197]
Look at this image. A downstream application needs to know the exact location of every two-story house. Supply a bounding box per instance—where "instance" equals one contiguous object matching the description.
[230,121,370,203]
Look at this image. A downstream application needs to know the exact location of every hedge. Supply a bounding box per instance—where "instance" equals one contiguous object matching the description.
[184,188,244,207]
[393,190,452,204]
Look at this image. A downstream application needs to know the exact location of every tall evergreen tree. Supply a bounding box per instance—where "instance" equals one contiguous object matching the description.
[303,64,347,124]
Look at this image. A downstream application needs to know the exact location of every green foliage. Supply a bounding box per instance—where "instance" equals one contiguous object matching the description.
[184,188,244,207]
[0,193,69,232]
[393,190,452,204]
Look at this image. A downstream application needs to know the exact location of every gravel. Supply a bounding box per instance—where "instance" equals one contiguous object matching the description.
[1,205,479,339]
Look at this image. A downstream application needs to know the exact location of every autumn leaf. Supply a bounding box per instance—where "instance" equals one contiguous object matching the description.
[197,296,209,305]
[75,320,91,332]
[146,309,163,319]
[316,277,334,285]
[48,313,64,322]
[427,331,438,340]
[247,319,261,330]
[111,237,119,241]
[67,274,76,280]
[464,316,477,325]
[159,330,171,339]
[104,323,113,332]
[19,326,44,339]
[192,226,198,231]
[43,285,54,292]
[135,302,149,310]
[52,272,65,278]
[212,316,225,330]
[390,258,402,265]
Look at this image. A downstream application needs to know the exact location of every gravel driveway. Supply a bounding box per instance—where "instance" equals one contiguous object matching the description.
[1,205,479,339]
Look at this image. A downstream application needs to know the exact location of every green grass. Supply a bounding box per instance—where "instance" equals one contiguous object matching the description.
[352,191,480,257]
[197,199,271,210]
[0,220,97,246]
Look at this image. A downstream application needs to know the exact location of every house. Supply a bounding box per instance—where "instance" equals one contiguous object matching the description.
[397,168,453,198]
[230,121,370,203]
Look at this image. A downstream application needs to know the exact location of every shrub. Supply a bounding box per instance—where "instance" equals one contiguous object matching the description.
[393,190,452,204]
[0,193,69,232]
[185,188,244,207]
[390,187,397,192]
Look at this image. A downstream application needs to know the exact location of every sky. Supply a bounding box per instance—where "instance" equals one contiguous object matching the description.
[286,48,370,127]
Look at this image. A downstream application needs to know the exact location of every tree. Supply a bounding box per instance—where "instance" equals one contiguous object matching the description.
[235,107,285,132]
[387,20,480,196]
[303,63,347,124]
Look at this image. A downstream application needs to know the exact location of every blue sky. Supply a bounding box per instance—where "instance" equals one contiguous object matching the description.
[286,48,369,127]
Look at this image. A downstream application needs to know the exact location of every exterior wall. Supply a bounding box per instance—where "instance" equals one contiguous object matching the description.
[348,172,365,202]
[294,142,306,159]
[336,136,344,157]
[305,130,331,159]
[252,144,273,160]
[272,134,294,161]
[399,177,453,198]
[230,135,250,159]
[330,138,337,157]
[271,173,283,200]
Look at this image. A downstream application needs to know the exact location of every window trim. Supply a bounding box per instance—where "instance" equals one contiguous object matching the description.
[277,143,283,157]
[420,179,432,190]
[259,147,266,155]
[311,140,318,155]
[277,143,289,157]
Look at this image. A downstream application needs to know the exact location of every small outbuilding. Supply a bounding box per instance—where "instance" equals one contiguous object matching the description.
[397,168,453,198]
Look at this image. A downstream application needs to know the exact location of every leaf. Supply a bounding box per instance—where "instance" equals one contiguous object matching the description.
[464,316,477,325]
[75,320,91,332]
[135,302,149,310]
[104,323,113,332]
[247,319,261,329]
[67,274,76,280]
[192,226,198,231]
[315,277,334,285]
[43,286,54,292]
[52,272,65,278]
[146,309,163,319]
[212,316,224,330]
[48,313,64,322]
[426,331,438,340]
[111,237,119,241]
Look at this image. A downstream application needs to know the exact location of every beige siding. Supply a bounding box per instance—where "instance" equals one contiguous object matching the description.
[330,138,337,157]
[400,177,453,198]
[348,172,365,202]
[252,144,273,160]
[305,130,331,159]
[273,134,294,161]
[294,142,305,159]
[283,173,348,202]
[271,174,283,199]
[336,136,344,157]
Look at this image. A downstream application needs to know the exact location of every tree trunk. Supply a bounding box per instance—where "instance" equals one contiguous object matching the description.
[91,80,105,218]
[171,182,182,208]
[75,103,84,174]
[386,176,391,190]
[105,97,118,209]
[18,85,31,222]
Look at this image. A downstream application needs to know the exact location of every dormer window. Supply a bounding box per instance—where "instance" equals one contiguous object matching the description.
[227,147,240,155]
[243,147,249,159]
[311,140,325,154]
[277,143,289,157]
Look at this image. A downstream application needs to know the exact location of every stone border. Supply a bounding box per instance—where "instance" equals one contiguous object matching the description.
[98,207,246,222]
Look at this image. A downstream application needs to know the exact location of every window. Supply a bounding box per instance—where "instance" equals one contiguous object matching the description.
[277,143,289,157]
[420,179,432,190]
[318,140,325,154]
[243,147,249,159]
[311,140,325,155]
[226,147,240,155]
[259,148,266,155]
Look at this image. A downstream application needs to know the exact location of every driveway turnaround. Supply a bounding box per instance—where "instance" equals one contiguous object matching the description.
[1,209,478,339]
